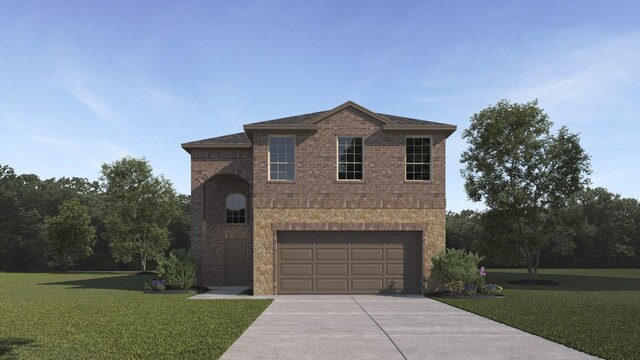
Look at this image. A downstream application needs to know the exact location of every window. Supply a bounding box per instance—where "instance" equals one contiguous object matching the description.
[406,137,431,180]
[337,137,363,180]
[226,193,246,224]
[268,136,295,180]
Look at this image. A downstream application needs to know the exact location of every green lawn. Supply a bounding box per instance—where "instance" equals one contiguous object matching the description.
[436,269,640,360]
[0,272,272,359]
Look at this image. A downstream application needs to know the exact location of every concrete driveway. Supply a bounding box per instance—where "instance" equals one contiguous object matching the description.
[220,295,598,360]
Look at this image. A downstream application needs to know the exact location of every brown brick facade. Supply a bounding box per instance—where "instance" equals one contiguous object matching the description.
[190,149,252,286]
[185,103,453,294]
[251,107,447,209]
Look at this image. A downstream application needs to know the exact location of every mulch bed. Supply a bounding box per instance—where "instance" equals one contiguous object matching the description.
[509,279,558,285]
[144,286,210,294]
[427,291,506,299]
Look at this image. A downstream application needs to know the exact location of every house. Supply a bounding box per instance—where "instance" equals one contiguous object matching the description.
[181,101,456,295]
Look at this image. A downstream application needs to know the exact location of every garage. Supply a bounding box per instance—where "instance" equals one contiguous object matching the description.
[277,231,421,294]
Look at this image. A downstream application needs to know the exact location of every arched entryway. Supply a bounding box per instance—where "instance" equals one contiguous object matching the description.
[196,173,252,287]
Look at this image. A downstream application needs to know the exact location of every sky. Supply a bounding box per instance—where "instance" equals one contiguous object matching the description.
[1,1,639,211]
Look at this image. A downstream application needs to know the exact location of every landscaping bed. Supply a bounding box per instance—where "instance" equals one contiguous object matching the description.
[427,290,505,299]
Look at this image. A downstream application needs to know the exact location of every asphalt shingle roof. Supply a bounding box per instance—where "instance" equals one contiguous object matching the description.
[182,132,251,146]
[184,107,454,147]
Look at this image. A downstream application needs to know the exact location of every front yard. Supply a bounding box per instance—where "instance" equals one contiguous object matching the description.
[436,268,640,360]
[0,272,271,359]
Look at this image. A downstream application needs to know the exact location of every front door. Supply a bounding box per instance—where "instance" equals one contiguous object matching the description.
[224,239,248,286]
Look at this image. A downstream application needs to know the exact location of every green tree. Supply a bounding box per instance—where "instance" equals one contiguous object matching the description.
[46,199,96,269]
[446,210,485,251]
[0,164,49,271]
[100,157,177,271]
[461,99,591,279]
[577,188,638,267]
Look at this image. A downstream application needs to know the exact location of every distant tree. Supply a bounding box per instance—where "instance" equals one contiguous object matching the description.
[461,99,591,279]
[0,164,49,271]
[100,157,177,271]
[446,210,484,251]
[46,199,96,269]
[168,194,191,251]
[577,188,638,267]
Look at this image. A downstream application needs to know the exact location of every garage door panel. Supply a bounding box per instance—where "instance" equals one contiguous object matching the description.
[352,263,383,276]
[280,279,313,291]
[281,264,312,276]
[278,231,420,294]
[351,249,383,260]
[316,248,348,260]
[352,278,384,291]
[316,263,348,275]
[386,263,405,275]
[317,279,348,291]
[386,278,418,291]
[280,248,313,260]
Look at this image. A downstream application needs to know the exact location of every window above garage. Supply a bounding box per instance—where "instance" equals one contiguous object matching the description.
[337,137,363,180]
[268,136,295,181]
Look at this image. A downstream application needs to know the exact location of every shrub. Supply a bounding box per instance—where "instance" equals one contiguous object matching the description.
[480,284,504,296]
[144,278,167,291]
[430,248,484,294]
[157,249,197,290]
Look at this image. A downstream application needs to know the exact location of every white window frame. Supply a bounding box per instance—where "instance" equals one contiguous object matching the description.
[405,135,433,181]
[336,136,364,181]
[267,135,296,181]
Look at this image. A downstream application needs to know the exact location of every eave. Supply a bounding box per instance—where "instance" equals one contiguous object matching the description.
[382,124,457,138]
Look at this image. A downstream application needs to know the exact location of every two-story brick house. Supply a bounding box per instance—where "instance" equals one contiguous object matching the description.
[182,101,456,295]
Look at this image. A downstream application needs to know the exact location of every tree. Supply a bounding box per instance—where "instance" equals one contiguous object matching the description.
[461,99,591,279]
[0,164,49,271]
[46,199,96,269]
[100,157,177,271]
[446,210,485,251]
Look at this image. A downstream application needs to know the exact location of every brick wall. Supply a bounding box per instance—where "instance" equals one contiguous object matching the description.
[251,107,447,209]
[189,149,252,286]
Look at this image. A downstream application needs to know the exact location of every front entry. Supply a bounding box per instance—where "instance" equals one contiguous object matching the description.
[224,239,248,286]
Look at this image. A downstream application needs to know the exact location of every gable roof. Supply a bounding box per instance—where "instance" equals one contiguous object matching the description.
[182,101,457,151]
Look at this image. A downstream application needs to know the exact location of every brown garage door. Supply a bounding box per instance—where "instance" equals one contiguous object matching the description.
[277,231,421,294]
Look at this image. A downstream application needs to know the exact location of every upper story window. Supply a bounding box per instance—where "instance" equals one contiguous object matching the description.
[268,136,295,181]
[337,137,363,180]
[226,193,246,224]
[406,137,431,181]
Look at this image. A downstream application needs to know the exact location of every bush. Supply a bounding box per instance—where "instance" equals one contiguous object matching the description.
[157,249,196,290]
[480,284,504,296]
[430,248,484,294]
[144,278,167,291]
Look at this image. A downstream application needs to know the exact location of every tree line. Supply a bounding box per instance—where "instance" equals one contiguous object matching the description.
[0,157,190,272]
[447,187,640,269]
[454,99,639,273]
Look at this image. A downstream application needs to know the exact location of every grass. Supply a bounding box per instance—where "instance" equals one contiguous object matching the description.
[0,272,272,359]
[435,269,640,360]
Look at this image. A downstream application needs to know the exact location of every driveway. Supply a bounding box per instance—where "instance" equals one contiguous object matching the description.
[220,295,598,360]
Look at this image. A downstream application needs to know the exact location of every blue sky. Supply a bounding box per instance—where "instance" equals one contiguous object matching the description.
[1,1,639,211]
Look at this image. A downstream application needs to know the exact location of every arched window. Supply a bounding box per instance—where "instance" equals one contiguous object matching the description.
[226,193,246,224]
